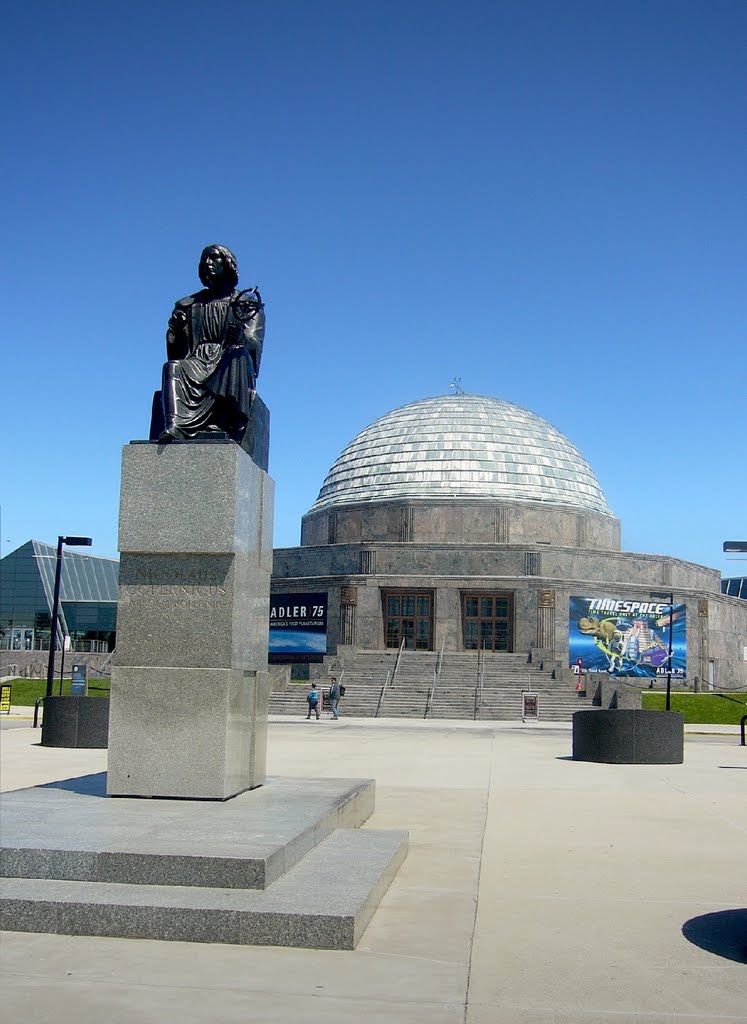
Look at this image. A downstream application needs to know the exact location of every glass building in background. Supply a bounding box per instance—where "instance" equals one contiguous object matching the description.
[721,578,747,600]
[0,541,118,653]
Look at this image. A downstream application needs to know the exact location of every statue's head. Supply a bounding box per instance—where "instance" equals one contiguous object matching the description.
[198,245,239,289]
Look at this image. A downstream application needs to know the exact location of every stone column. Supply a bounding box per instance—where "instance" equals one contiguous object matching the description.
[339,586,358,646]
[537,589,556,654]
[434,586,462,652]
[107,440,274,800]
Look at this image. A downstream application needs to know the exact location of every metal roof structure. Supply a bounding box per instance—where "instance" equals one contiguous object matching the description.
[0,541,118,644]
[28,540,119,606]
[309,395,613,516]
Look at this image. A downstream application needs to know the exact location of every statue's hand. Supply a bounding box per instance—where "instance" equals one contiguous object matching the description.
[169,309,188,328]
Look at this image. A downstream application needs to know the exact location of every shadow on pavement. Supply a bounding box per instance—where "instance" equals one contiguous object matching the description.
[682,908,747,964]
[39,772,108,797]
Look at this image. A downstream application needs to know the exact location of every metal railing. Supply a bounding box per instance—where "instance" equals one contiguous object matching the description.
[474,642,486,719]
[1,639,110,653]
[375,670,392,718]
[376,639,406,717]
[95,649,116,677]
[424,640,445,719]
[390,639,406,686]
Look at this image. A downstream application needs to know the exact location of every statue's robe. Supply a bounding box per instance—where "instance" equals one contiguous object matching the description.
[155,287,265,444]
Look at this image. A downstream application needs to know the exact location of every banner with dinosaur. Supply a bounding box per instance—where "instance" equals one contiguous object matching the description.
[568,595,687,678]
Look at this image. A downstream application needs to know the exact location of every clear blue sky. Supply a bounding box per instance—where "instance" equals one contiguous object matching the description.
[1,0,744,577]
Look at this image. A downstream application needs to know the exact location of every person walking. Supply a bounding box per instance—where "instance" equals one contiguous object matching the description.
[306,686,320,720]
[329,678,342,720]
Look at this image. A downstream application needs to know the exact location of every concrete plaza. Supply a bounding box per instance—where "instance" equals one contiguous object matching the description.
[1,714,745,1023]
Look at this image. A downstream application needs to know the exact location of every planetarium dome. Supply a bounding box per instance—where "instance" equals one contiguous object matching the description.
[309,394,613,516]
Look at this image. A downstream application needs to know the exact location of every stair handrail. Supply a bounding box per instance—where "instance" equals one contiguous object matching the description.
[94,648,116,678]
[474,642,486,719]
[424,639,445,719]
[375,669,392,718]
[390,638,406,687]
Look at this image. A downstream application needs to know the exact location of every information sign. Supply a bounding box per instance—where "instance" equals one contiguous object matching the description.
[522,691,539,721]
[71,664,88,696]
[269,591,328,664]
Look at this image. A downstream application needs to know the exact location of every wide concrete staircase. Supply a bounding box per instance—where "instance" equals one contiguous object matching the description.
[269,650,588,722]
[433,652,587,722]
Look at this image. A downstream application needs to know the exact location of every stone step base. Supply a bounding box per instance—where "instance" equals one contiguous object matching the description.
[0,775,376,890]
[0,774,407,949]
[1,827,408,950]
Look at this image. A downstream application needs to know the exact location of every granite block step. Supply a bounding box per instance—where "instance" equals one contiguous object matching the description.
[0,775,375,890]
[1,826,408,950]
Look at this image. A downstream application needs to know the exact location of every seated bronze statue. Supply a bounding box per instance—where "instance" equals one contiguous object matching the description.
[149,244,269,468]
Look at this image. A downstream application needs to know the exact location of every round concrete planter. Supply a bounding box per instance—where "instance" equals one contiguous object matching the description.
[572,709,684,764]
[41,695,110,748]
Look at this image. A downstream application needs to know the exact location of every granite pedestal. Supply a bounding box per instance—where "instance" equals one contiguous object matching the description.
[40,696,110,749]
[107,440,274,799]
[572,709,685,764]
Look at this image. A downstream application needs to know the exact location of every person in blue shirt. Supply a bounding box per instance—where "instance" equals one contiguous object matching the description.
[306,686,320,720]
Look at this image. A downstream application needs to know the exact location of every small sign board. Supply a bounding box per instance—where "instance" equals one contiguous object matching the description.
[522,691,539,721]
[0,684,11,714]
[70,664,88,697]
[269,591,328,664]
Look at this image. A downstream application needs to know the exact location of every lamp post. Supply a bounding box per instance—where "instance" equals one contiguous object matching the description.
[45,536,92,699]
[722,541,747,554]
[650,590,674,711]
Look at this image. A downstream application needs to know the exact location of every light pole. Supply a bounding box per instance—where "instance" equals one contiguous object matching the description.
[45,536,92,699]
[650,590,674,711]
[723,541,747,554]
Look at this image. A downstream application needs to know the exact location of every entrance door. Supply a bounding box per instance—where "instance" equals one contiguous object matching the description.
[383,592,433,650]
[462,593,514,652]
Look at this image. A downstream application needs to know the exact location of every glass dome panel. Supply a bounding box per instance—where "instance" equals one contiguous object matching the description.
[309,395,613,515]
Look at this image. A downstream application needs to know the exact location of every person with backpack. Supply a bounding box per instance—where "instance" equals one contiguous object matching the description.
[306,686,320,720]
[328,677,344,720]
